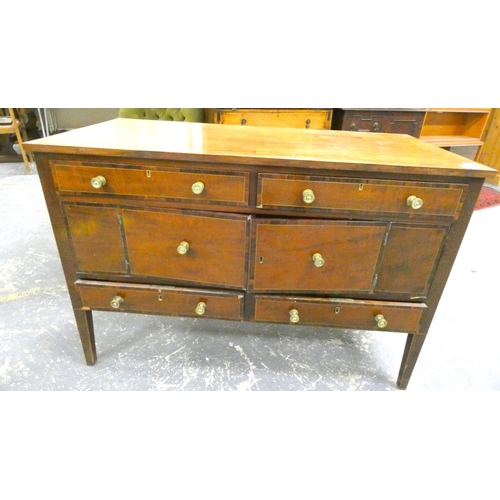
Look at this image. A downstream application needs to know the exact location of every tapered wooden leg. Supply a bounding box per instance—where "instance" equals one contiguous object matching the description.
[397,333,426,390]
[74,309,97,365]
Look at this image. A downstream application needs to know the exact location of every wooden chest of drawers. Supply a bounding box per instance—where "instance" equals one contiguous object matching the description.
[332,108,426,137]
[24,119,495,389]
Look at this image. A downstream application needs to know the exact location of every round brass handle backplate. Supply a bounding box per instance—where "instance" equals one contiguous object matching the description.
[91,176,106,189]
[177,241,190,255]
[195,302,206,315]
[374,314,388,328]
[303,189,315,204]
[192,181,205,195]
[407,195,423,210]
[289,309,300,323]
[110,296,124,309]
[312,253,325,267]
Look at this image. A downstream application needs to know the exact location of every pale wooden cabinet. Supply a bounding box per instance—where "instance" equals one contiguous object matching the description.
[205,108,333,130]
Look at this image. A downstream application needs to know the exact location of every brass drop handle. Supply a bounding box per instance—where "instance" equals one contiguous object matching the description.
[90,175,106,189]
[375,314,388,329]
[407,195,424,210]
[192,181,205,194]
[177,241,190,255]
[110,296,124,309]
[303,189,315,204]
[195,301,206,315]
[289,309,300,323]
[312,253,325,267]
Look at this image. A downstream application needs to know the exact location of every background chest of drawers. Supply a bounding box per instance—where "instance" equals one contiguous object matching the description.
[332,108,426,137]
[24,119,495,389]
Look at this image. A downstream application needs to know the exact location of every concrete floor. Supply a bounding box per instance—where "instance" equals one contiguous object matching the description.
[1,161,500,391]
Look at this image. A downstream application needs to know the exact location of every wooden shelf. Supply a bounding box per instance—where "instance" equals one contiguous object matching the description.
[426,108,490,114]
[420,109,491,160]
[419,136,484,147]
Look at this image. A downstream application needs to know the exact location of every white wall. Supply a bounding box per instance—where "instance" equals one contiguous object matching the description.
[53,108,120,129]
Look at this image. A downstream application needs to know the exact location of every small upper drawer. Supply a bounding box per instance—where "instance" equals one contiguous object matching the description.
[257,174,466,218]
[52,162,250,206]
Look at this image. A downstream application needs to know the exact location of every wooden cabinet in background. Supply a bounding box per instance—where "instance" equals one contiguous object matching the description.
[478,108,500,186]
[332,108,491,161]
[205,108,333,130]
[332,109,425,137]
[419,108,491,161]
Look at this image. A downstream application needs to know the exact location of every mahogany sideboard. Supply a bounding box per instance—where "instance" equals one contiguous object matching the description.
[24,119,495,389]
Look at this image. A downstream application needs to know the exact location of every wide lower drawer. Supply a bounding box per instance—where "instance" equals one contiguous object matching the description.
[257,173,466,218]
[76,280,244,320]
[52,161,250,206]
[253,296,426,333]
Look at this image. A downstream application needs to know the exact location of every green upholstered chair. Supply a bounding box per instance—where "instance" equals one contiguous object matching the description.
[118,108,205,122]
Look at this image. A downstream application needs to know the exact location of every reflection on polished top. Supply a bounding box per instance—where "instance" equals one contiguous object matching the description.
[24,118,496,178]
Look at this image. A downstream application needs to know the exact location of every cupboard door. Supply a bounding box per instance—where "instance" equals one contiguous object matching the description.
[64,205,126,274]
[250,219,386,293]
[375,224,448,296]
[122,208,250,289]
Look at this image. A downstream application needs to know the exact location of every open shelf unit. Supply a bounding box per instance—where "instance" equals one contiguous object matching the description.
[419,108,491,160]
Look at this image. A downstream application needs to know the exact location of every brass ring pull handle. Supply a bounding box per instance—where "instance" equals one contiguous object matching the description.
[312,253,325,267]
[195,301,206,315]
[90,176,106,189]
[177,241,190,255]
[374,314,388,328]
[407,195,424,210]
[289,309,300,323]
[110,296,124,309]
[303,189,315,204]
[192,181,205,195]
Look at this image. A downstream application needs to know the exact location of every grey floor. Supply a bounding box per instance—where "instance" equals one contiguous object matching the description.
[1,161,500,391]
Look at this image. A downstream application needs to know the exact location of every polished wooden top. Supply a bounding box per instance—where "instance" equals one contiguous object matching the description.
[24,118,495,178]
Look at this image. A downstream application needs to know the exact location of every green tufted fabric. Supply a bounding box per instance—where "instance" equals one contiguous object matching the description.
[118,108,205,122]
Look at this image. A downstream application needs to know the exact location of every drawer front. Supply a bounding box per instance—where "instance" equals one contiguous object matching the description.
[77,280,244,320]
[122,209,250,289]
[343,113,385,133]
[251,219,448,296]
[251,219,387,293]
[253,296,426,333]
[386,113,424,137]
[216,109,332,130]
[53,162,250,206]
[258,174,466,218]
